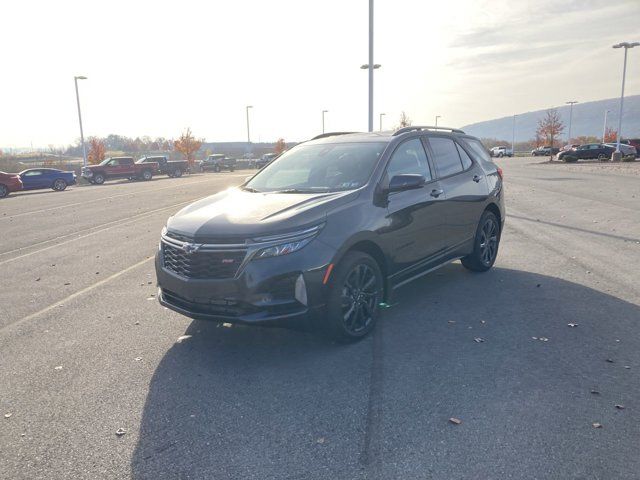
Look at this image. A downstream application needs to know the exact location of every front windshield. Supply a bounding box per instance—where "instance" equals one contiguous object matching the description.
[99,158,112,166]
[245,142,386,193]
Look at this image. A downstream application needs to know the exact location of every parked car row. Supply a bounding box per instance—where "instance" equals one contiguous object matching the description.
[489,146,513,157]
[0,168,77,198]
[556,143,637,162]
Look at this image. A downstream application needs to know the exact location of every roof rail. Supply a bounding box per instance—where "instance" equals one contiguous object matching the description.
[392,126,465,136]
[311,131,358,140]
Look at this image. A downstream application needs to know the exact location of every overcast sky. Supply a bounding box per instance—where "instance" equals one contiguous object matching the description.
[1,0,638,148]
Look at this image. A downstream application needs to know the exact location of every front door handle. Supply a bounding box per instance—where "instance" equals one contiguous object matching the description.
[430,189,444,198]
[473,175,482,183]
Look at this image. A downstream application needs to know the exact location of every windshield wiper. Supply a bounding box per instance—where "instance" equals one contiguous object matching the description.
[240,186,261,192]
[273,187,330,194]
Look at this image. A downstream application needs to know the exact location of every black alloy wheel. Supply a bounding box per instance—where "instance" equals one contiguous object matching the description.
[52,179,67,191]
[462,211,500,272]
[326,251,382,342]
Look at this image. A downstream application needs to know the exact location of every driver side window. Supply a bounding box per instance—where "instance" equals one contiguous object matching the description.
[387,139,431,181]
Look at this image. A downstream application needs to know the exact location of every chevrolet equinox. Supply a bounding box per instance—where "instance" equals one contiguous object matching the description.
[155,126,505,341]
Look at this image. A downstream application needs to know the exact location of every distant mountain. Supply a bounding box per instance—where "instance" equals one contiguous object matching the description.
[462,95,640,142]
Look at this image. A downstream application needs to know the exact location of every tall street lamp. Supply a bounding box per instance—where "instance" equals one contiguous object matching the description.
[612,41,639,159]
[379,112,385,131]
[566,101,578,144]
[245,105,253,144]
[322,110,328,134]
[74,75,88,167]
[435,115,441,127]
[511,114,517,155]
[602,110,610,143]
[360,0,380,132]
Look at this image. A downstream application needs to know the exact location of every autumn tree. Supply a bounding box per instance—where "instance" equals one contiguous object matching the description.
[274,138,286,155]
[173,128,203,168]
[603,127,617,143]
[87,137,106,164]
[537,109,564,151]
[398,111,412,128]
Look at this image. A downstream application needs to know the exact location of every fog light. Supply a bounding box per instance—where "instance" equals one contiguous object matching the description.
[295,274,307,306]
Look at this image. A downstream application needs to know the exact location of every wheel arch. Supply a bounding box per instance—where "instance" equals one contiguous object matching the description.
[483,202,502,232]
[332,236,390,301]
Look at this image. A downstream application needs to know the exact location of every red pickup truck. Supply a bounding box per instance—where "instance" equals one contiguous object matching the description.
[81,157,158,184]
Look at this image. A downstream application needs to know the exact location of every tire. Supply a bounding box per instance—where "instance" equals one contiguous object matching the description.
[230,166,235,172]
[498,153,504,158]
[325,251,383,342]
[93,173,105,185]
[52,179,67,191]
[200,165,205,173]
[173,168,183,178]
[214,165,221,173]
[141,170,153,181]
[461,211,501,272]
[0,184,8,198]
[598,154,608,161]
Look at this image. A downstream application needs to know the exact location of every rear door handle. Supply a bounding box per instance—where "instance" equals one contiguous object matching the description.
[430,189,444,198]
[473,175,482,183]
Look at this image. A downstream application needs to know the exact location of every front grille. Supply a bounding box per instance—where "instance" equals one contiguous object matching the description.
[162,243,246,279]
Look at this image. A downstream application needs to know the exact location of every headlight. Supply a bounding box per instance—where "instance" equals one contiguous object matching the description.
[253,224,323,259]
[161,225,167,236]
[255,237,314,259]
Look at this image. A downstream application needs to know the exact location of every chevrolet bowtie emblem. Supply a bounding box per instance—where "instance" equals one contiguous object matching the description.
[182,243,201,254]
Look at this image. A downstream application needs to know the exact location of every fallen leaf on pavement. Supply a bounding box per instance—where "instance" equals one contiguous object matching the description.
[54,366,63,370]
[4,413,12,418]
[176,335,192,343]
[449,418,462,425]
[590,390,600,395]
[317,437,325,444]
[474,337,484,343]
[592,423,603,428]
[115,428,126,436]
[567,323,578,328]
[606,358,615,363]
[615,405,625,410]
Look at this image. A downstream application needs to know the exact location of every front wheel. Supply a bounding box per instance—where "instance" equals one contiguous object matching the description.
[0,184,8,198]
[52,179,67,191]
[173,168,183,178]
[141,170,153,181]
[325,251,383,342]
[214,165,221,173]
[462,211,500,272]
[598,153,608,161]
[93,173,105,185]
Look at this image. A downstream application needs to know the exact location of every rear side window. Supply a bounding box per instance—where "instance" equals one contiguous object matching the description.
[463,138,492,163]
[429,137,463,177]
[456,144,473,170]
[121,158,133,165]
[387,138,432,181]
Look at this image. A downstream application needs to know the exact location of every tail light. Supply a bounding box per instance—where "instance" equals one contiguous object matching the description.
[497,167,503,180]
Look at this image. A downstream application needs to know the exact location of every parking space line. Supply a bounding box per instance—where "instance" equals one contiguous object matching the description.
[0,200,192,265]
[0,174,247,220]
[0,256,154,335]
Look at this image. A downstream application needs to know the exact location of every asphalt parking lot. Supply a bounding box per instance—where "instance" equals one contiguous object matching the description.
[1,160,640,479]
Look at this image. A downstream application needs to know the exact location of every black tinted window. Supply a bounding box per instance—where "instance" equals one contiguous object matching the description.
[387,138,431,181]
[464,138,492,162]
[456,143,473,170]
[429,137,463,177]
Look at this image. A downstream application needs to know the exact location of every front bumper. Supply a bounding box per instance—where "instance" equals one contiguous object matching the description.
[155,238,335,328]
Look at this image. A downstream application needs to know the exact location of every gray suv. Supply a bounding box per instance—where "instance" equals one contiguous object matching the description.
[156,126,505,341]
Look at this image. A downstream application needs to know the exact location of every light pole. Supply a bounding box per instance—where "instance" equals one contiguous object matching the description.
[245,105,253,144]
[602,110,610,143]
[511,114,517,155]
[435,115,441,127]
[379,112,385,131]
[566,101,578,144]
[359,0,380,132]
[74,76,88,167]
[612,41,639,159]
[322,110,328,134]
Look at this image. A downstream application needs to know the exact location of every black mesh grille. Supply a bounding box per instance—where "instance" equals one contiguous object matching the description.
[162,290,256,317]
[162,243,246,279]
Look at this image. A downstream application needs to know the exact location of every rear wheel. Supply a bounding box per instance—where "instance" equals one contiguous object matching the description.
[325,251,383,342]
[214,165,221,173]
[598,153,608,161]
[462,211,500,272]
[173,168,183,178]
[93,173,105,185]
[230,166,235,172]
[0,184,8,198]
[52,179,67,191]
[141,170,153,181]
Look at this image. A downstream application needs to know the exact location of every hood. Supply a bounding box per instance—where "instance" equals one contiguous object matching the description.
[167,187,358,239]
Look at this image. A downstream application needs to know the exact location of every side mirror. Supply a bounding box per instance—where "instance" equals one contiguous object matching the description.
[387,174,425,193]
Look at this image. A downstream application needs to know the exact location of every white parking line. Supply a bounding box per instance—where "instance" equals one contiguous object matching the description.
[0,256,154,334]
[0,174,247,220]
[0,200,192,265]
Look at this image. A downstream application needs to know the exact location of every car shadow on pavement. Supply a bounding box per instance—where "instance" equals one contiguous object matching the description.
[131,265,640,480]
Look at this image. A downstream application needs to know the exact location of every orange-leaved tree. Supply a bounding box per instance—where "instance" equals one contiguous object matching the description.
[274,138,286,155]
[537,109,564,150]
[604,127,617,143]
[88,137,106,164]
[173,128,203,168]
